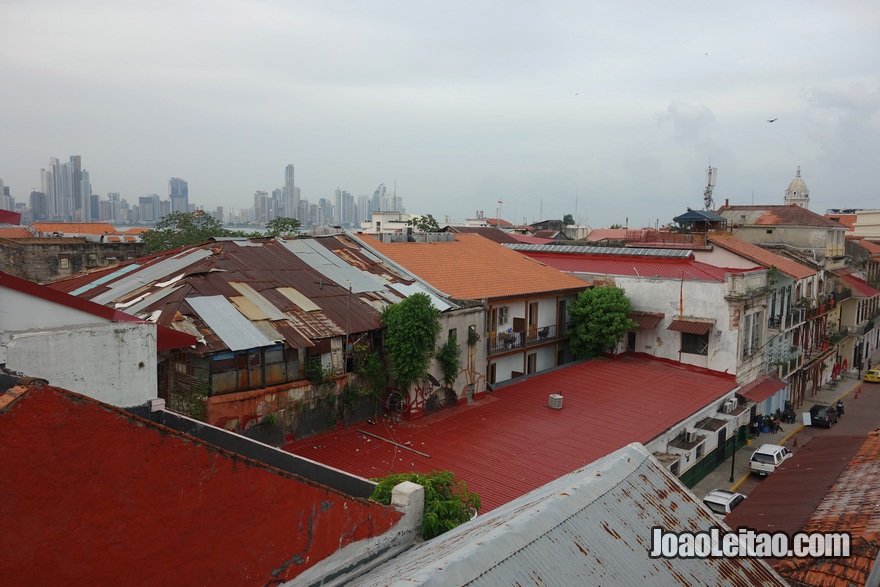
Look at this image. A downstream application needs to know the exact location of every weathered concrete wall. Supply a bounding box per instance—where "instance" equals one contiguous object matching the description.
[0,237,144,282]
[4,322,158,407]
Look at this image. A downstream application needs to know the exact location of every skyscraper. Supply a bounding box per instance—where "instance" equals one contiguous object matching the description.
[282,164,296,218]
[169,177,189,213]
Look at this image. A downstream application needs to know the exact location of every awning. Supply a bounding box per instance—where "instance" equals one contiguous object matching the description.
[667,318,714,335]
[737,375,786,403]
[629,311,664,329]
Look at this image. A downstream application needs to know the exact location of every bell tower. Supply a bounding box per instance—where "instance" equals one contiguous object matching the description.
[784,166,810,209]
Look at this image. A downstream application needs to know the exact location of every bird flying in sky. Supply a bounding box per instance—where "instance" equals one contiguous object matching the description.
[767,118,778,123]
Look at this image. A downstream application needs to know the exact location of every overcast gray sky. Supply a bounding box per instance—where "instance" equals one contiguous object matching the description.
[2,1,878,227]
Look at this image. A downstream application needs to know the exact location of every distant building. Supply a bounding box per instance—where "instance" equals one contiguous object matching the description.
[168,177,189,213]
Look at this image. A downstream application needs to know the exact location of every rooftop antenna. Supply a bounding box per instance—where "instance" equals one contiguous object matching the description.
[703,165,717,210]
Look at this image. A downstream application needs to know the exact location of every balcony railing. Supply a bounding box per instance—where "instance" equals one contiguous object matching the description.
[488,323,570,355]
[768,308,805,332]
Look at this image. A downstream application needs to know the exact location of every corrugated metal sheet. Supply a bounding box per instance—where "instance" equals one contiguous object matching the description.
[127,285,184,317]
[187,295,276,351]
[168,318,206,345]
[280,238,387,293]
[91,249,213,305]
[285,355,737,512]
[69,264,141,296]
[668,318,714,335]
[737,374,786,403]
[508,243,694,258]
[387,282,452,312]
[229,296,269,320]
[352,444,786,586]
[629,311,664,329]
[276,287,321,312]
[228,282,287,320]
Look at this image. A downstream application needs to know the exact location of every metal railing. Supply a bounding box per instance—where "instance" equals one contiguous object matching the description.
[487,323,570,355]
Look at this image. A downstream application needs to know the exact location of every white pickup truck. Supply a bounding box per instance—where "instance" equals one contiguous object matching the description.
[749,444,793,476]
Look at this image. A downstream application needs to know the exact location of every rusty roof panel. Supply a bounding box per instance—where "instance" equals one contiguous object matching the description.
[90,249,214,305]
[280,238,387,293]
[352,444,786,587]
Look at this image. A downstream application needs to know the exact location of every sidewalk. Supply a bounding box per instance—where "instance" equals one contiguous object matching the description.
[691,369,867,500]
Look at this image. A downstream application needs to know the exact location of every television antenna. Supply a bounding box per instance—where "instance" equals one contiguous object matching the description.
[703,166,717,210]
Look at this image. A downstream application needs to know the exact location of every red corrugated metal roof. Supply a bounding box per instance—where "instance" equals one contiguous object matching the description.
[667,318,714,335]
[840,273,880,298]
[518,250,729,281]
[737,374,786,403]
[629,311,664,329]
[284,355,737,512]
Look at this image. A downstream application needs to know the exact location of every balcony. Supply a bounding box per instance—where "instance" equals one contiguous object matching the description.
[768,308,805,332]
[488,323,569,355]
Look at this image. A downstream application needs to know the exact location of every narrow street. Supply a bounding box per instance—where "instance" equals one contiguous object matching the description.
[693,370,880,501]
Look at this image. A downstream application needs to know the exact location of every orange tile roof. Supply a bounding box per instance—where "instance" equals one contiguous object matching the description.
[719,205,845,228]
[708,234,816,279]
[364,233,587,300]
[0,227,34,239]
[123,227,151,234]
[826,213,857,230]
[32,222,117,235]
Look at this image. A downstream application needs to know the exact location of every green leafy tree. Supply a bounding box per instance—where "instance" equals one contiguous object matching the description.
[566,286,638,359]
[406,214,441,232]
[435,333,463,386]
[142,211,229,253]
[370,470,480,539]
[381,293,441,391]
[265,216,302,237]
[609,223,623,229]
[563,213,575,225]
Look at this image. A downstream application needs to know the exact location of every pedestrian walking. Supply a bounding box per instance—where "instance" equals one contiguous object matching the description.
[837,400,845,417]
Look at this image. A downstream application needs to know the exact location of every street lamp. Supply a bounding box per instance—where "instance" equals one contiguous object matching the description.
[729,433,737,483]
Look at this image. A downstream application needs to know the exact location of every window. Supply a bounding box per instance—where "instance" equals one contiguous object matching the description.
[695,442,704,459]
[448,328,457,341]
[681,332,709,355]
[766,229,773,234]
[59,258,70,269]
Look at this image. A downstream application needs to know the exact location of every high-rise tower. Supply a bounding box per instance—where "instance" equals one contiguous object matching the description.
[169,177,189,213]
[282,164,296,218]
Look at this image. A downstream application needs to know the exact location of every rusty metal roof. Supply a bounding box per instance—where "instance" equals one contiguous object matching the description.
[352,444,786,587]
[667,318,715,335]
[47,237,460,355]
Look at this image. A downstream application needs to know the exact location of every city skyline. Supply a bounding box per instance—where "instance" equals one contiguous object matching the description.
[1,2,878,227]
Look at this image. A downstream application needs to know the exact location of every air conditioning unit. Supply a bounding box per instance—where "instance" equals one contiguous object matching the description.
[724,398,738,413]
[549,394,563,410]
[685,428,698,443]
[499,306,509,325]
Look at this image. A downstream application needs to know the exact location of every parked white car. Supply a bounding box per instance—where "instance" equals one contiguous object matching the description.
[702,489,746,517]
[749,444,793,476]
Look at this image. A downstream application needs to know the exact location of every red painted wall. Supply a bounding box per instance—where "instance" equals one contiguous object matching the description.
[0,387,401,586]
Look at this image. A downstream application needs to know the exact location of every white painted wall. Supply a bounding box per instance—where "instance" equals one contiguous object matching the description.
[0,287,102,330]
[601,275,739,373]
[3,322,158,407]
